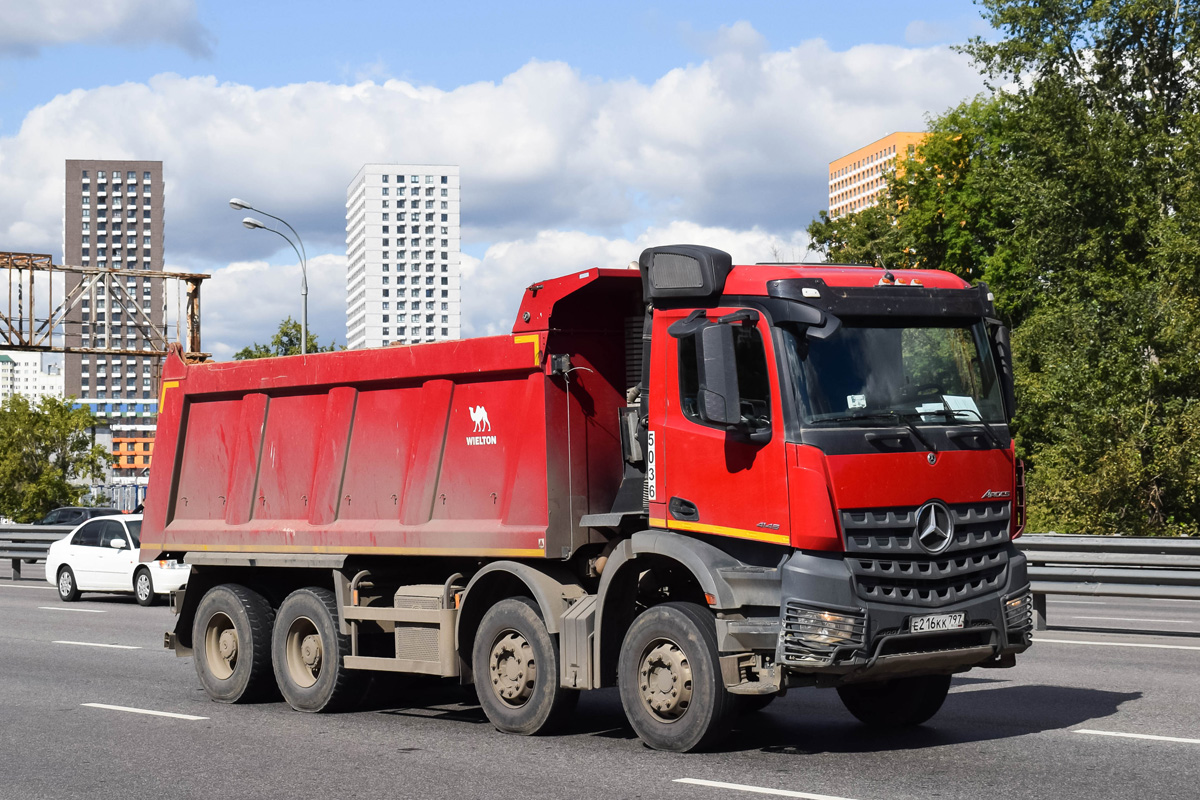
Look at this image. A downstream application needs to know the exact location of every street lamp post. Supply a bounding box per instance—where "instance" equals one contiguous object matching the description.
[230,198,309,355]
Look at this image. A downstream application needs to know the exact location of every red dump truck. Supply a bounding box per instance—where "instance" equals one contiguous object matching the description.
[143,245,1032,751]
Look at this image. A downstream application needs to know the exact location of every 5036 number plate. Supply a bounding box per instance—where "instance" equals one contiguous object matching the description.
[910,612,966,633]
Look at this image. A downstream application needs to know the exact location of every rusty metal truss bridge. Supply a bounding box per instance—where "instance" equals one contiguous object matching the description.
[0,251,210,360]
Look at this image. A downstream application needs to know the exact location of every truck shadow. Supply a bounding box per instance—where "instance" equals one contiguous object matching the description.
[736,683,1142,755]
[362,677,1139,753]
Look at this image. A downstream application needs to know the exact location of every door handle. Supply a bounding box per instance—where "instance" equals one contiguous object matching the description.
[669,497,699,522]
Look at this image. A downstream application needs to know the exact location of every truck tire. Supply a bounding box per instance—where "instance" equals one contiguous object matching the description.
[836,674,952,728]
[192,584,277,704]
[472,596,578,735]
[134,568,158,607]
[272,587,359,713]
[617,601,734,752]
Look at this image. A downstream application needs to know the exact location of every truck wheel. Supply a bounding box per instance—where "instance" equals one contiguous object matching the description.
[618,601,734,752]
[272,587,359,713]
[837,674,952,728]
[57,566,81,602]
[192,584,276,704]
[134,568,158,607]
[472,596,578,735]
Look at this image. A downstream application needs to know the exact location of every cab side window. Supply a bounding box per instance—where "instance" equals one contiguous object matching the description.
[73,521,103,547]
[678,323,771,430]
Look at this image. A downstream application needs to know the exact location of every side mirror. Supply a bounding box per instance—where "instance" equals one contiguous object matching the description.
[697,323,741,427]
[988,321,1017,424]
[109,538,127,549]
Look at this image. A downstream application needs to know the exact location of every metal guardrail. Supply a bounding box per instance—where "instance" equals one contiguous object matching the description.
[1017,534,1200,630]
[0,525,74,580]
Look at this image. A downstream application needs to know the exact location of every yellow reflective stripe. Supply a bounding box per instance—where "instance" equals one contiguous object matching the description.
[159,380,179,407]
[513,334,541,366]
[661,518,790,546]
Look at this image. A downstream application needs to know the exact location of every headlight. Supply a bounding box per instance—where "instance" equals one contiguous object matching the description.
[781,601,867,664]
[155,559,188,570]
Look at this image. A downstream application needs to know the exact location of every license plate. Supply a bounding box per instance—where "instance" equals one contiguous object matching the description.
[910,612,965,633]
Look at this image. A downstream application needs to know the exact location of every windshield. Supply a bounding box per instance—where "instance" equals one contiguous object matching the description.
[782,317,1006,426]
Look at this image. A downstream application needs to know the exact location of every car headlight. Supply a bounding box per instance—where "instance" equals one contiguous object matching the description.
[155,559,188,570]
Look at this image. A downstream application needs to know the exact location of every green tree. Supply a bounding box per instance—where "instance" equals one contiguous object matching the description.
[0,395,109,523]
[805,204,904,267]
[810,0,1200,534]
[233,316,338,360]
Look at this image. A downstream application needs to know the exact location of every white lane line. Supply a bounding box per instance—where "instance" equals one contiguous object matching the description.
[1075,729,1200,745]
[38,606,105,613]
[1052,600,1107,605]
[673,778,860,800]
[81,703,208,721]
[54,641,141,650]
[1068,616,1197,624]
[0,583,55,590]
[1034,638,1200,651]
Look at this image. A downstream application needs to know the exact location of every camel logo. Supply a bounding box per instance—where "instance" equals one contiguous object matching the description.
[466,405,496,446]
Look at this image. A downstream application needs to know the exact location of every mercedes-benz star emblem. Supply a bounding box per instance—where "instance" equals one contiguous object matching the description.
[914,501,954,554]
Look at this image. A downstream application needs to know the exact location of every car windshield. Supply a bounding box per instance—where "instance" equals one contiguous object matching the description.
[125,520,141,547]
[782,317,1005,425]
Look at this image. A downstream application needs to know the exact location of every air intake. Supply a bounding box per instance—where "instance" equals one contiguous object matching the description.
[639,245,732,302]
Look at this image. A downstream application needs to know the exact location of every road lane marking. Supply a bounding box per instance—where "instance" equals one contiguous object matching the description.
[0,583,55,590]
[55,641,141,650]
[1035,638,1200,651]
[1067,616,1197,624]
[1052,600,1107,605]
[81,703,208,721]
[673,779,860,800]
[38,606,105,613]
[1075,729,1200,745]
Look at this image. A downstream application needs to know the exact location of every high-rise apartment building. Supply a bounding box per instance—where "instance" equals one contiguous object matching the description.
[0,351,63,405]
[63,160,165,477]
[828,132,925,219]
[345,164,461,349]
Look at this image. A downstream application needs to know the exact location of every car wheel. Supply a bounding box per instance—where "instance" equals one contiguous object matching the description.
[271,587,362,713]
[472,597,578,735]
[192,584,276,703]
[836,674,952,728]
[57,567,81,602]
[618,601,735,752]
[134,568,158,607]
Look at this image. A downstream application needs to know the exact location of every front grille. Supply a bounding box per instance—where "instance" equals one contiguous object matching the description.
[841,502,1011,608]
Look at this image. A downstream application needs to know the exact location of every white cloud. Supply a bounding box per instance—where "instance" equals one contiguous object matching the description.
[0,0,212,57]
[0,24,988,356]
[460,221,813,338]
[195,253,348,361]
[0,31,983,260]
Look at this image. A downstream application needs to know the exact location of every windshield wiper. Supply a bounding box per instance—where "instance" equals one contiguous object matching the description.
[919,405,1004,449]
[819,410,937,454]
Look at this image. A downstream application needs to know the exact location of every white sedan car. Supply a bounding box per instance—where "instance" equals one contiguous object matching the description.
[45,514,189,606]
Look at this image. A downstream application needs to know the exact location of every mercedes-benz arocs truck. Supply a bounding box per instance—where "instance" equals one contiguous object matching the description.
[142,245,1032,752]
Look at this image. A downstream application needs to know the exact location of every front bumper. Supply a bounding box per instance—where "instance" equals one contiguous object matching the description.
[716,546,1032,690]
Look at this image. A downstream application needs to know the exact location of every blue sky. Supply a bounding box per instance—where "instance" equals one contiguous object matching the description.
[0,0,995,357]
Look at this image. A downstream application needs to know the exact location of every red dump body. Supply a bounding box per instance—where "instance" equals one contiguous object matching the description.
[141,268,644,562]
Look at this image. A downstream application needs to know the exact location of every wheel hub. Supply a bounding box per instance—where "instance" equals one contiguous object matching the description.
[218,629,239,664]
[638,640,693,721]
[300,634,323,672]
[489,631,535,707]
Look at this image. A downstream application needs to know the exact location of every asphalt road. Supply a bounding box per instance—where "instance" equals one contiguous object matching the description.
[2,565,1198,800]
